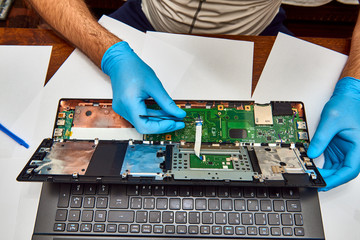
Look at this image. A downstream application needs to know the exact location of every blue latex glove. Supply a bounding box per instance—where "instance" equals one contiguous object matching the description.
[307,77,360,191]
[101,41,186,134]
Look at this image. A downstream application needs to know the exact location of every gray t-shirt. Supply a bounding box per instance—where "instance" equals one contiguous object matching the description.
[141,0,282,35]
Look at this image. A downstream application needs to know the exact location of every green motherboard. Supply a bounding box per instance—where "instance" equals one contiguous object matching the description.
[189,154,234,169]
[54,110,74,140]
[144,104,308,144]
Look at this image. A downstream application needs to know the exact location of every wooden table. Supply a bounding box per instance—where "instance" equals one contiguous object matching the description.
[0,28,351,93]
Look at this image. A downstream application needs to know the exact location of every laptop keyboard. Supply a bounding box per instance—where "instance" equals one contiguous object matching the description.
[53,184,306,237]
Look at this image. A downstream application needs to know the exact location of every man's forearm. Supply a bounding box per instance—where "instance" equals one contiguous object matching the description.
[341,9,360,79]
[27,0,121,67]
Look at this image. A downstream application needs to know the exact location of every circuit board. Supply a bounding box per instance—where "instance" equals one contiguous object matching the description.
[189,154,234,169]
[53,110,74,140]
[144,103,308,144]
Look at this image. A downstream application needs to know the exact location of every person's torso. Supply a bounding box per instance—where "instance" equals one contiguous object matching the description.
[141,0,282,35]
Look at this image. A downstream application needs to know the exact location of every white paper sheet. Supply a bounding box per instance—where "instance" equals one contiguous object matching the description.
[251,33,359,240]
[0,45,52,158]
[2,16,146,239]
[146,31,254,99]
[252,32,348,139]
[141,34,195,98]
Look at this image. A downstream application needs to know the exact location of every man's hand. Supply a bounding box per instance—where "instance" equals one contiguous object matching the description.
[102,41,186,134]
[307,77,360,191]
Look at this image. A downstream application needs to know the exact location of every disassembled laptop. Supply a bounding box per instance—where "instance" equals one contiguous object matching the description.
[17,99,325,188]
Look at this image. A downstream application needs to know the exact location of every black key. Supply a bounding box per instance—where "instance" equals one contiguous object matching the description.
[169,198,181,210]
[235,226,246,235]
[175,211,187,223]
[283,227,293,236]
[80,223,92,232]
[107,224,117,233]
[228,212,240,225]
[149,211,161,223]
[205,186,216,197]
[247,226,257,235]
[295,213,304,226]
[141,185,152,196]
[58,184,71,208]
[177,225,187,234]
[136,211,148,223]
[268,213,280,225]
[234,199,246,211]
[202,212,213,224]
[189,212,200,224]
[255,213,266,225]
[283,188,299,199]
[208,199,220,210]
[195,199,207,210]
[221,199,233,211]
[142,224,152,233]
[127,185,139,196]
[68,210,80,222]
[118,224,128,233]
[153,225,163,233]
[200,226,210,234]
[130,197,142,209]
[273,200,285,212]
[98,185,109,195]
[243,187,256,198]
[295,227,305,236]
[230,187,242,197]
[281,213,293,226]
[269,188,281,198]
[247,199,259,211]
[67,223,78,232]
[70,196,82,208]
[260,200,272,211]
[192,186,203,197]
[95,210,106,222]
[179,186,191,196]
[54,223,65,231]
[241,213,253,225]
[182,198,194,210]
[83,197,95,208]
[271,227,281,236]
[165,225,175,234]
[81,210,93,222]
[156,198,168,209]
[256,188,268,198]
[166,186,178,196]
[110,186,128,209]
[224,226,234,235]
[218,187,229,197]
[71,184,83,195]
[84,184,96,195]
[212,226,222,235]
[287,200,302,212]
[215,212,227,224]
[259,227,269,235]
[94,224,105,232]
[130,224,140,233]
[162,211,174,223]
[144,198,155,209]
[153,186,165,196]
[108,210,134,223]
[188,225,199,234]
[55,209,67,221]
[96,197,108,208]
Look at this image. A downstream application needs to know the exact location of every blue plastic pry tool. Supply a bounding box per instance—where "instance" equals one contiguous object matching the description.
[0,123,29,149]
